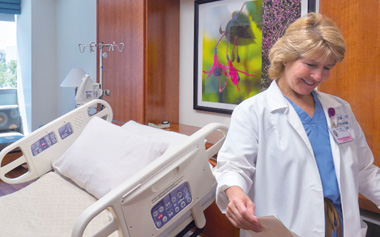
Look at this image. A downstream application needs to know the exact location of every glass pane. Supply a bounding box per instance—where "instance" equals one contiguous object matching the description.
[0,18,17,89]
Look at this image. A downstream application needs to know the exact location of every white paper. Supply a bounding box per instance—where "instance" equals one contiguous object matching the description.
[247,216,299,237]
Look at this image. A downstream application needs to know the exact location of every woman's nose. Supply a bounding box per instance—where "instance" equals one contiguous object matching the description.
[310,69,324,81]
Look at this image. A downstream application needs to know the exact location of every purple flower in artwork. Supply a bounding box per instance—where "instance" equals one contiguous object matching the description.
[203,48,228,79]
[226,59,255,91]
[202,2,257,93]
[203,48,255,92]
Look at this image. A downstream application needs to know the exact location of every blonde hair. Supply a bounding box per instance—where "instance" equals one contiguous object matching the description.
[268,12,346,80]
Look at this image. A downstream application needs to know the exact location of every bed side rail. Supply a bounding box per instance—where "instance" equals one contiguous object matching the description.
[0,99,113,184]
[72,122,228,237]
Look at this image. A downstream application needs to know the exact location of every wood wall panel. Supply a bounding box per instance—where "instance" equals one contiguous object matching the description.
[146,0,180,124]
[319,1,380,213]
[97,0,145,124]
[97,0,179,125]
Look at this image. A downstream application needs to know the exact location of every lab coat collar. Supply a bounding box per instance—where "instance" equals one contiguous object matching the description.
[265,80,315,157]
[265,80,290,113]
[264,81,344,159]
[314,90,342,110]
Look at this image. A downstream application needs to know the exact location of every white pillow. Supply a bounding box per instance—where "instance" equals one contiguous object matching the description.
[121,120,188,148]
[53,117,169,199]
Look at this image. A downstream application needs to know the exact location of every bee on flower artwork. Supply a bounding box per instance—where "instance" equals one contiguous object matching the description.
[199,0,262,107]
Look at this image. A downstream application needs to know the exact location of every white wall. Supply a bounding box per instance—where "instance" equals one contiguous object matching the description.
[31,0,57,130]
[17,0,96,132]
[179,0,231,127]
[56,0,96,116]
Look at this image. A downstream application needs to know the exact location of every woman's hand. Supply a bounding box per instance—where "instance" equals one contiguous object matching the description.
[225,186,262,232]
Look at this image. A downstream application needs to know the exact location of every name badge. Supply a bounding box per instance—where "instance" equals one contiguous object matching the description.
[329,126,354,144]
[328,107,354,144]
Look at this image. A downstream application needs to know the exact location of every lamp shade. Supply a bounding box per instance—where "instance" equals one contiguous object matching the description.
[60,68,86,87]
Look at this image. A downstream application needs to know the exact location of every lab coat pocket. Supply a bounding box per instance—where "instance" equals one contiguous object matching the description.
[338,141,360,174]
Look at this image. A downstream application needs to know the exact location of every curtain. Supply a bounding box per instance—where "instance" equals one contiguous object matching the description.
[0,0,21,15]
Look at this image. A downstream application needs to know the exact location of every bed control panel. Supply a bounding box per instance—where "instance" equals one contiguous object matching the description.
[31,132,58,156]
[58,122,74,140]
[151,182,192,229]
[30,122,74,156]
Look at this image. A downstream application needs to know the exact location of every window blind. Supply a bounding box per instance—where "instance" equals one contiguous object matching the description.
[0,0,21,15]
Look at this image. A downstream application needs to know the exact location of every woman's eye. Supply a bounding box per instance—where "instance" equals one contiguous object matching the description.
[306,63,316,67]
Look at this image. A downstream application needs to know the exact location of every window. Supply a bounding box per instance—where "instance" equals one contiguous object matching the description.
[0,15,17,89]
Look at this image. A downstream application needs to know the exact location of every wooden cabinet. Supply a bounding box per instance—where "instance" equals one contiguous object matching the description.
[97,0,180,125]
[318,0,380,214]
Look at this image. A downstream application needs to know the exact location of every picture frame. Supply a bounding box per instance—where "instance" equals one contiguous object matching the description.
[193,0,317,114]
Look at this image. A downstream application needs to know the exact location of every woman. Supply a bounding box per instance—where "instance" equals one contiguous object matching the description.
[214,12,380,236]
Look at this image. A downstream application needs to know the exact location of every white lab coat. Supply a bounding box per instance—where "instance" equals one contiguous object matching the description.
[215,80,380,236]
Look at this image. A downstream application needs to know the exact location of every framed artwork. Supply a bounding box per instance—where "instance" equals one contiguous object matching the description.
[193,0,316,114]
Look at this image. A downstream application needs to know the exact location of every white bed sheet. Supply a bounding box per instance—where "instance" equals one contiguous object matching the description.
[0,172,118,237]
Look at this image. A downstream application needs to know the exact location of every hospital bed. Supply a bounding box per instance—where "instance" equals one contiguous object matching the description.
[0,99,228,237]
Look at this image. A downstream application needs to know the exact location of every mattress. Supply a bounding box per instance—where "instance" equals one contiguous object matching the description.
[0,172,118,237]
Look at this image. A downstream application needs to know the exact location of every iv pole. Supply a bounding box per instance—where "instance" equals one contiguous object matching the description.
[78,41,124,97]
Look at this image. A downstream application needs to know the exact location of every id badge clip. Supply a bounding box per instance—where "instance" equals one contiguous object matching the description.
[328,107,354,144]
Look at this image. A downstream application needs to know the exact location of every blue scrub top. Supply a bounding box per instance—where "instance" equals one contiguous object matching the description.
[285,91,342,216]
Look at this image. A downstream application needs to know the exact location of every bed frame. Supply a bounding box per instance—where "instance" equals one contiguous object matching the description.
[0,99,228,237]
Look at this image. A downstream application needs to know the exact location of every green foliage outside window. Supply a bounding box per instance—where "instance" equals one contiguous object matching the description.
[0,60,17,88]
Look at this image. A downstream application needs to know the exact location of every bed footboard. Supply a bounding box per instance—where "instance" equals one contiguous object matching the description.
[0,99,113,184]
[72,123,228,237]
